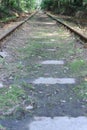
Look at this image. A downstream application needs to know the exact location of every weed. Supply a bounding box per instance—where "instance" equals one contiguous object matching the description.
[0,85,25,111]
[76,48,83,53]
[68,50,74,55]
[22,82,34,90]
[0,124,6,130]
[34,64,42,68]
[16,62,23,70]
[73,82,87,101]
[0,57,5,65]
[69,59,86,72]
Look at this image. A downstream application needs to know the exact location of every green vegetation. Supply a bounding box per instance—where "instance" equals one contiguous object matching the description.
[0,124,6,130]
[0,0,36,11]
[69,59,86,72]
[41,0,87,16]
[0,85,25,112]
[21,43,47,58]
[67,59,87,77]
[73,82,87,101]
[0,0,37,21]
[0,16,17,23]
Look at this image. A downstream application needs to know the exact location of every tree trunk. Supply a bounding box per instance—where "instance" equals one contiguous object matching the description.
[74,0,83,6]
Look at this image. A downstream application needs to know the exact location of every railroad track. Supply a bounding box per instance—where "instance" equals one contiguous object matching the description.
[47,12,87,44]
[0,11,37,45]
[1,11,87,48]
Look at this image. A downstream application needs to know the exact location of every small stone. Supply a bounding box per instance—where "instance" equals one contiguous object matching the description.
[82,105,86,108]
[64,70,67,73]
[38,56,42,59]
[84,77,87,81]
[0,83,3,88]
[0,52,8,58]
[60,100,66,103]
[9,76,14,80]
[25,105,33,110]
[39,91,43,94]
[69,97,72,100]
[44,73,49,76]
[55,72,58,74]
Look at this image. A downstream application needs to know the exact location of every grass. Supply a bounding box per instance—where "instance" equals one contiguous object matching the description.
[67,59,87,77]
[19,38,75,61]
[73,82,87,102]
[22,82,35,90]
[0,85,25,112]
[0,16,17,23]
[0,125,6,130]
[20,42,47,58]
[0,82,35,116]
[0,57,4,64]
[69,59,86,72]
[0,124,6,130]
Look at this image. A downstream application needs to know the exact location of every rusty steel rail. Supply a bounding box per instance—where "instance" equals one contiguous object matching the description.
[0,11,37,43]
[47,13,87,43]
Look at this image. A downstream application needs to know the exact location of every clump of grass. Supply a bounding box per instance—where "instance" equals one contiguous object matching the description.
[22,82,34,90]
[0,124,6,130]
[76,48,83,53]
[69,59,86,72]
[73,82,87,101]
[0,16,17,23]
[0,57,4,64]
[16,62,23,70]
[19,42,44,58]
[0,85,25,111]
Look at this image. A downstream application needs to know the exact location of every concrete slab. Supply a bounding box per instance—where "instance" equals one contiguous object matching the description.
[0,83,3,88]
[47,49,56,52]
[29,116,87,130]
[33,77,75,84]
[41,60,64,65]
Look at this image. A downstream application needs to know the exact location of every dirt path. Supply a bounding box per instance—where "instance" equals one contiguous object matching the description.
[0,12,87,130]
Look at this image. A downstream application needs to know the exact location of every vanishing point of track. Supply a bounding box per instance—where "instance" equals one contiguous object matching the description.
[47,12,87,43]
[0,11,87,47]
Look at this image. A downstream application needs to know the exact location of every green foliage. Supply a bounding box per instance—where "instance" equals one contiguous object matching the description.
[0,85,25,110]
[73,82,87,101]
[69,59,86,72]
[41,0,54,10]
[0,124,6,130]
[0,0,36,12]
[41,0,87,15]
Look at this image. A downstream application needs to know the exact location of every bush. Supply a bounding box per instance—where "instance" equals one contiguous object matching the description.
[41,0,53,11]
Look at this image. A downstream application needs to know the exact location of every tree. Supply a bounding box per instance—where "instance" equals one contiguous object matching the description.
[41,0,85,15]
[0,0,36,11]
[74,0,83,6]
